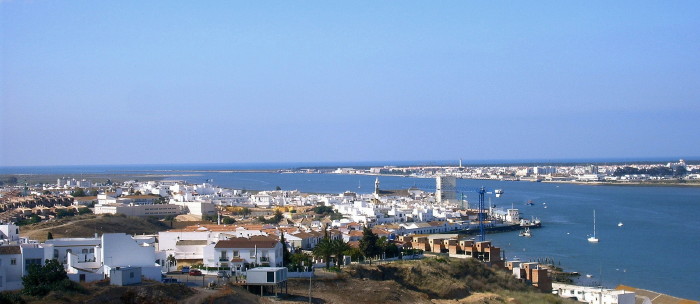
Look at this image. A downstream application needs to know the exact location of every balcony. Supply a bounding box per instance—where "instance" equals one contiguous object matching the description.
[219,257,228,261]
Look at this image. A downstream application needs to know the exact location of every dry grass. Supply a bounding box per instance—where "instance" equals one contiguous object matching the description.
[20,214,171,241]
[346,257,531,299]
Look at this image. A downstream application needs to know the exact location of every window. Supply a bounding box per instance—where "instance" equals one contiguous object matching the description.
[82,249,88,254]
[233,250,239,257]
[130,272,134,278]
[10,259,16,265]
[53,249,59,259]
[89,248,94,253]
[24,258,41,271]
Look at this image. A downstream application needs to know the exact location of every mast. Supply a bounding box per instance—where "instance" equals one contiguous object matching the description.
[593,209,596,238]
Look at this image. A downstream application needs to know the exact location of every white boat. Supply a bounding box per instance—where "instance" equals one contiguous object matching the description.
[588,210,599,243]
[519,227,532,237]
[618,222,623,227]
[494,189,504,197]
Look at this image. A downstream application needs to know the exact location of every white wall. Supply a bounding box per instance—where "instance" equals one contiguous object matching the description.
[100,233,161,281]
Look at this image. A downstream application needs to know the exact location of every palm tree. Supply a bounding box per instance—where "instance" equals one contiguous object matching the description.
[166,254,176,271]
[330,239,350,267]
[312,238,334,269]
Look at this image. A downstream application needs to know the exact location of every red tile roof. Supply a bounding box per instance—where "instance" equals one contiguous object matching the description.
[215,236,279,249]
[0,246,21,255]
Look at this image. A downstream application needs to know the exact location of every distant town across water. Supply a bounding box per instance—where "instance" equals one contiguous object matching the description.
[2,157,699,175]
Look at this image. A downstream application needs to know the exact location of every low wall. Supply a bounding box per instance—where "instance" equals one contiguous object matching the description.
[288,271,313,278]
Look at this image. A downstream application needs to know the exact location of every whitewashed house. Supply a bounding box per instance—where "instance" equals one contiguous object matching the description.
[202,236,282,275]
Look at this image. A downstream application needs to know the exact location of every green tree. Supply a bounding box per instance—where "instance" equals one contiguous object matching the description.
[280,232,291,266]
[331,239,350,267]
[55,209,74,218]
[344,247,363,262]
[312,238,334,269]
[222,216,235,224]
[275,186,282,190]
[71,188,85,197]
[166,254,176,268]
[6,176,18,185]
[164,215,176,228]
[22,259,81,296]
[88,189,99,196]
[359,227,381,261]
[259,210,284,224]
[289,252,313,271]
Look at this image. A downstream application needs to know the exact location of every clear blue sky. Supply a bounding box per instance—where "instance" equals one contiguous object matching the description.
[2,1,699,166]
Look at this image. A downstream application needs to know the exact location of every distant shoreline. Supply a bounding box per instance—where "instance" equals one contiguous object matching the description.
[3,171,699,189]
[541,180,700,188]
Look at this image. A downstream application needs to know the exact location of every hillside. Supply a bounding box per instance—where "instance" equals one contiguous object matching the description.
[219,257,577,304]
[0,257,578,304]
[20,214,171,241]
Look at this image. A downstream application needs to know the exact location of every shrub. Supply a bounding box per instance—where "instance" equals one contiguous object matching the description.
[22,259,85,296]
[0,292,25,304]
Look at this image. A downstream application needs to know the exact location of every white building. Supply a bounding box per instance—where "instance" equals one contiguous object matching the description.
[45,237,100,264]
[0,224,20,244]
[552,283,636,304]
[0,246,23,291]
[0,244,53,291]
[202,236,283,274]
[98,233,162,281]
[171,201,216,217]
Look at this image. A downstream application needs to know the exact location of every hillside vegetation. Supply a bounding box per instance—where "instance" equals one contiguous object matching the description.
[346,257,530,299]
[0,256,578,304]
[279,257,578,304]
[20,214,171,241]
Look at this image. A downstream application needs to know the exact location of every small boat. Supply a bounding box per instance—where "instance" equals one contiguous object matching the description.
[525,200,535,206]
[519,228,532,237]
[586,274,593,278]
[618,222,623,227]
[588,210,599,243]
[495,189,504,197]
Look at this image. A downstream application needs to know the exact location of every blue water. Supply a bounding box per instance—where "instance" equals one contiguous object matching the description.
[2,164,699,300]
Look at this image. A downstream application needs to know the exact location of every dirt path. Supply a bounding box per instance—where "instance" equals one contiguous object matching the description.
[178,287,219,304]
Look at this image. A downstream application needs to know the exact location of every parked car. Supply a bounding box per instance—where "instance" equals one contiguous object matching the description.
[162,278,179,284]
[188,269,202,276]
[217,270,229,278]
[181,266,190,274]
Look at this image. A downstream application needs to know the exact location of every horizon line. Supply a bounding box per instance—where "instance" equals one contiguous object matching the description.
[1,156,697,170]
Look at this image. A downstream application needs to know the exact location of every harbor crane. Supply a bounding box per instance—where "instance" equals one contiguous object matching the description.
[457,186,504,242]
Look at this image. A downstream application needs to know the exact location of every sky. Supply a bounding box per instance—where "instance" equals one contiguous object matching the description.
[1,1,699,166]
